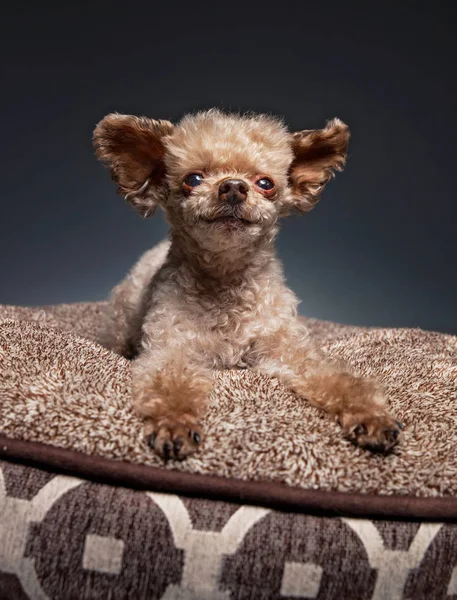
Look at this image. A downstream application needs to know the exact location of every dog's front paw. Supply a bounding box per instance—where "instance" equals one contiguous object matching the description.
[145,416,203,460]
[340,413,404,453]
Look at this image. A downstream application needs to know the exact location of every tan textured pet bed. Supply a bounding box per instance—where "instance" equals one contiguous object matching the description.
[1,301,457,520]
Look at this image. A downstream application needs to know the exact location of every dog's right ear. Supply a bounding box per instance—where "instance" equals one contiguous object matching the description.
[93,113,174,217]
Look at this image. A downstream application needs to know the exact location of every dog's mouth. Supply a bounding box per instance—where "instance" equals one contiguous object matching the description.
[202,215,254,227]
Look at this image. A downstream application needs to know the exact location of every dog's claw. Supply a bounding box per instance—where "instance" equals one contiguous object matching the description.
[353,424,368,437]
[385,428,399,444]
[163,441,173,461]
[173,439,183,454]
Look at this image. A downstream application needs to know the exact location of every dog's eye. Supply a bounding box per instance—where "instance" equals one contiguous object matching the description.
[184,173,205,188]
[256,177,275,191]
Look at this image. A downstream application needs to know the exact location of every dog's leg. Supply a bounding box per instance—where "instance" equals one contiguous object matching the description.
[252,327,403,452]
[132,349,212,460]
[99,241,171,356]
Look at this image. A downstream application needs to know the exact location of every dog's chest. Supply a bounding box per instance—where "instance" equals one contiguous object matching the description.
[197,308,263,369]
[145,270,298,369]
[193,287,293,369]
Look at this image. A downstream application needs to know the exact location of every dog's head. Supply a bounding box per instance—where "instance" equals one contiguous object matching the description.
[94,109,349,250]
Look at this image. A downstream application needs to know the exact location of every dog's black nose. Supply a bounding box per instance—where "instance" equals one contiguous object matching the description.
[218,179,249,206]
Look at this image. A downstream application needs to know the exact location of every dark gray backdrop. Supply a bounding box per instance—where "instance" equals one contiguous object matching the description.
[2,1,456,333]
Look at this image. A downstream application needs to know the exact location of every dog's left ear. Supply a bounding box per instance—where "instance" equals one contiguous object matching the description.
[285,118,350,214]
[93,113,174,217]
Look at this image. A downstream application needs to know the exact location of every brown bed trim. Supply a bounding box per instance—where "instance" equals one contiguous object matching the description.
[1,434,456,521]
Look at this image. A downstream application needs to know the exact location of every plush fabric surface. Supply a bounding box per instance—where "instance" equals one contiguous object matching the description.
[1,459,456,600]
[0,303,457,496]
[0,302,456,497]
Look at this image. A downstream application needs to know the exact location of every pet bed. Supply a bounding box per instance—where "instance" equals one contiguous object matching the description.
[1,301,457,599]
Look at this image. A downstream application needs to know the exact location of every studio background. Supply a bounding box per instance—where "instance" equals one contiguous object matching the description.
[2,1,456,334]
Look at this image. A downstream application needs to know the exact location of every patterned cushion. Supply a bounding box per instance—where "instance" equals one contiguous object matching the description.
[1,460,456,600]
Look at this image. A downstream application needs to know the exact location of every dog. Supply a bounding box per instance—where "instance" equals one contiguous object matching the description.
[93,109,403,460]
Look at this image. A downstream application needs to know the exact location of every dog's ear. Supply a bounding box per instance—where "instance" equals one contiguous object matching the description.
[285,118,350,214]
[93,113,174,217]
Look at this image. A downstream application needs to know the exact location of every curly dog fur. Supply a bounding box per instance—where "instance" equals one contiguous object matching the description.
[94,109,402,460]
